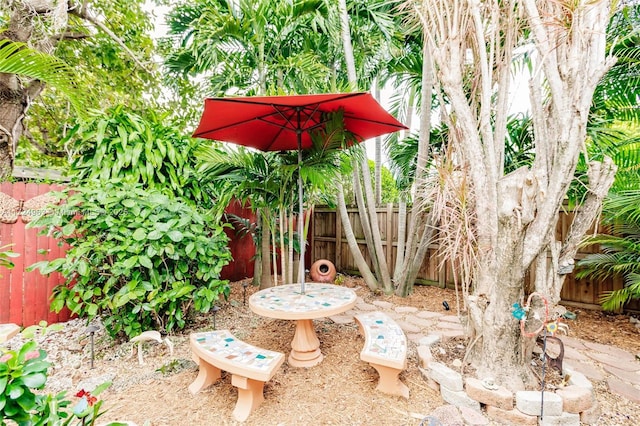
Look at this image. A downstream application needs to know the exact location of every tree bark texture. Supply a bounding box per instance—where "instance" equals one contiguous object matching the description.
[0,2,45,178]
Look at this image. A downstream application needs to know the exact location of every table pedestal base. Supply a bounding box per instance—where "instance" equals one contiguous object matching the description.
[288,319,323,368]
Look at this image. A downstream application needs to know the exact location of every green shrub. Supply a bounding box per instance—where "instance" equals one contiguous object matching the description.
[66,106,213,209]
[30,181,232,338]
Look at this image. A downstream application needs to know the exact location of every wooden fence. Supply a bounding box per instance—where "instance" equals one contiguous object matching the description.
[0,182,72,326]
[310,205,639,312]
[3,180,637,326]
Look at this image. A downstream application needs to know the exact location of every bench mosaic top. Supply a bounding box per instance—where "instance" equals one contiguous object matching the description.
[249,283,357,320]
[355,312,407,366]
[190,330,283,377]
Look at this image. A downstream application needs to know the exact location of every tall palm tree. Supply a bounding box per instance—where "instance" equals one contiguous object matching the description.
[164,0,330,96]
[197,111,354,288]
[165,0,338,286]
[197,145,281,288]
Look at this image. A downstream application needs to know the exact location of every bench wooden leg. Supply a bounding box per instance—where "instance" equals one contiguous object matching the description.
[231,374,266,422]
[189,355,222,395]
[370,363,409,399]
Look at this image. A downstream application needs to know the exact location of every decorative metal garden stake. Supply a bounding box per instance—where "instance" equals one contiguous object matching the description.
[86,325,100,369]
[242,281,249,305]
[212,305,220,330]
[540,328,548,421]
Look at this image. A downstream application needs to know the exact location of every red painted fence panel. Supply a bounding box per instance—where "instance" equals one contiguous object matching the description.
[0,182,71,326]
[222,199,257,282]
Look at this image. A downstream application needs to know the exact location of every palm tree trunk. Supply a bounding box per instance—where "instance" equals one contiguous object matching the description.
[337,0,357,88]
[353,162,380,277]
[395,37,434,295]
[279,207,286,284]
[259,210,273,289]
[393,199,408,283]
[336,181,379,290]
[360,156,393,293]
[373,84,382,205]
[288,209,294,284]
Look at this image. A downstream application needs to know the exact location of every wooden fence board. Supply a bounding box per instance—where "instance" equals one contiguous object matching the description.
[23,183,38,326]
[0,182,13,323]
[0,185,65,324]
[8,183,25,325]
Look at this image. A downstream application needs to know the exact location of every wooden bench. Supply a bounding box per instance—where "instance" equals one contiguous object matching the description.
[189,330,284,422]
[354,312,409,398]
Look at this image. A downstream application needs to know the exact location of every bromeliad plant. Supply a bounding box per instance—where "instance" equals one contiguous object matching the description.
[29,181,232,338]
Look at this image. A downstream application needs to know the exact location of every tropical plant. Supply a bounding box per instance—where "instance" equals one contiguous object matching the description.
[29,182,231,338]
[0,39,85,117]
[569,2,640,310]
[0,341,48,424]
[163,0,331,96]
[576,190,640,311]
[65,106,213,208]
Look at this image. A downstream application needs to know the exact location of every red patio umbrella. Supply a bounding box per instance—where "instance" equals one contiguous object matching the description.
[193,92,407,292]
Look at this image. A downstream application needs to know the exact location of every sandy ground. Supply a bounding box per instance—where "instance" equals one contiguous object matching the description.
[6,276,640,425]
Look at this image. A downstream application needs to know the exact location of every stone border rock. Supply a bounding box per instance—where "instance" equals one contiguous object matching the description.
[416,334,599,426]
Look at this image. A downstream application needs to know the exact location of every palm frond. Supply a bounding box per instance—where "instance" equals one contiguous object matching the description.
[599,273,640,311]
[0,38,86,117]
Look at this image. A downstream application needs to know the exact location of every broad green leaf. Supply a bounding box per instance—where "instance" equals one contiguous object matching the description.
[138,255,153,269]
[122,199,136,208]
[147,230,162,240]
[62,223,75,235]
[21,372,47,388]
[77,260,89,277]
[122,256,139,269]
[132,228,147,241]
[8,383,24,399]
[167,231,183,242]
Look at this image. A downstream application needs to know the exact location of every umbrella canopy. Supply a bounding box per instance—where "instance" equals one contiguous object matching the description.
[193,92,407,292]
[192,92,407,150]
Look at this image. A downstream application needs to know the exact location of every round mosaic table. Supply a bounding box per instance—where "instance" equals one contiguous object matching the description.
[249,283,357,367]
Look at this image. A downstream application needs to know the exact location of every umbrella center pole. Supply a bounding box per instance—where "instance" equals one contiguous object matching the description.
[297,132,305,293]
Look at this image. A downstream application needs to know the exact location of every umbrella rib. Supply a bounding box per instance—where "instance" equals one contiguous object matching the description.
[342,115,408,129]
[272,104,322,132]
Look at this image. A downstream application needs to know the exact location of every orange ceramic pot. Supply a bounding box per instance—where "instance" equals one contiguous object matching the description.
[309,259,337,283]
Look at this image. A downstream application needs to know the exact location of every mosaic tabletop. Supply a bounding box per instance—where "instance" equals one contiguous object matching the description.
[249,283,357,320]
[191,330,283,377]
